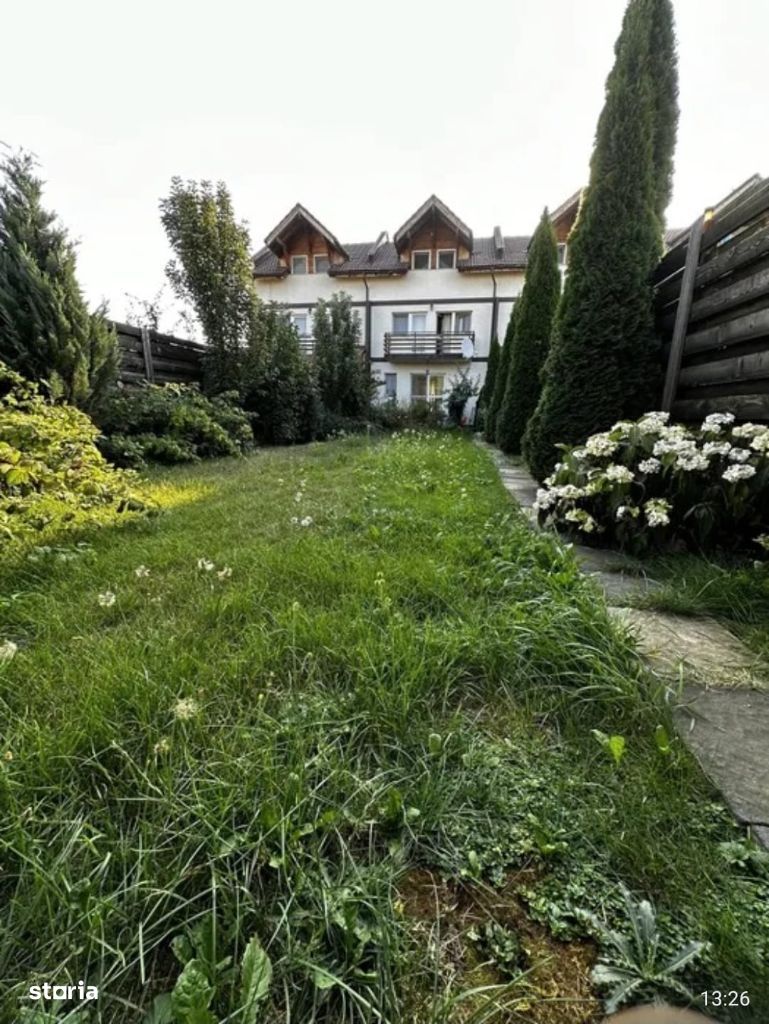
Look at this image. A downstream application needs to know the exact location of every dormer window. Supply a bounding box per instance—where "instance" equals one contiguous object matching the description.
[291,255,308,275]
[412,250,431,270]
[314,255,330,273]
[437,249,456,269]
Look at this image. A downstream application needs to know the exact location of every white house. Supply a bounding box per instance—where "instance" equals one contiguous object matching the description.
[252,193,580,417]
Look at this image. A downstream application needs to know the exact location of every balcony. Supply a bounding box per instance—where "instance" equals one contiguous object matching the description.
[384,332,475,362]
[297,335,315,355]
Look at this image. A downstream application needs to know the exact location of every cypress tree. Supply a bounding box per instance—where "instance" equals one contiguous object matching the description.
[485,305,517,443]
[478,335,500,430]
[497,209,560,455]
[523,0,677,480]
[648,0,679,221]
[0,152,118,412]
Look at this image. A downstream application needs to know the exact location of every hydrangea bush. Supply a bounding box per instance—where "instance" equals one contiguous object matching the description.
[534,411,769,555]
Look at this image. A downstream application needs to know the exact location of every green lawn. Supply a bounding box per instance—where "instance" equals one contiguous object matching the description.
[1,434,768,1023]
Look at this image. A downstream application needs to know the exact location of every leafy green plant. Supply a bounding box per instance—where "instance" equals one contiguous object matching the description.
[0,361,149,552]
[589,886,706,1013]
[534,412,769,554]
[97,382,253,467]
[467,921,525,978]
[445,369,480,428]
[592,729,627,766]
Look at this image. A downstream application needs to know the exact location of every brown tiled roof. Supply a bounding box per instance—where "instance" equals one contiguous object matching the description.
[457,235,530,271]
[393,194,473,252]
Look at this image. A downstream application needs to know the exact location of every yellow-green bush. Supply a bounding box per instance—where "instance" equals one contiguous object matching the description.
[0,362,150,552]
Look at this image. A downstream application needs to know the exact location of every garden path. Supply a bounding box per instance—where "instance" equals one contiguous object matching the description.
[478,439,769,849]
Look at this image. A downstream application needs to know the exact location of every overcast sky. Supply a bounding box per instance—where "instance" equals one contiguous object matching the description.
[1,0,766,329]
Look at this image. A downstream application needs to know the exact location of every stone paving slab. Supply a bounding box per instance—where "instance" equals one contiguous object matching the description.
[674,685,769,830]
[608,607,768,689]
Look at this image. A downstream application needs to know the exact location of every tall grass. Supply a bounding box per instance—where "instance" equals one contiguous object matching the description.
[1,433,767,1022]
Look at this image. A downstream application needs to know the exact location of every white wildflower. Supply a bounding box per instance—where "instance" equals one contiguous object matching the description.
[153,736,171,755]
[294,491,303,503]
[638,458,661,474]
[754,534,769,552]
[722,464,756,483]
[197,558,215,572]
[615,505,640,521]
[134,565,150,578]
[290,516,299,525]
[604,464,634,483]
[644,498,671,528]
[217,566,232,579]
[0,640,18,662]
[173,697,200,721]
[572,448,588,461]
[653,436,697,458]
[749,431,769,453]
[300,516,314,527]
[97,590,116,607]
[703,441,731,457]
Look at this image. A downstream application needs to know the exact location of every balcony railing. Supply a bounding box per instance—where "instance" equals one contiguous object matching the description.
[297,335,315,355]
[384,332,475,360]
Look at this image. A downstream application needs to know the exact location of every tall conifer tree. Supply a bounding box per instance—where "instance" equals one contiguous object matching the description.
[497,210,560,455]
[0,152,117,411]
[486,306,516,443]
[523,0,678,480]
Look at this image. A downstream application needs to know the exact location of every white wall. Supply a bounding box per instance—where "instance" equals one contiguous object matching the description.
[253,266,525,420]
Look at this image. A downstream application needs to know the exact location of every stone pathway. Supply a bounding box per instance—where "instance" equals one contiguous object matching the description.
[479,438,769,847]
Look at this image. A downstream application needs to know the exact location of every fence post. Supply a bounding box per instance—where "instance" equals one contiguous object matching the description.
[661,208,711,412]
[140,327,155,383]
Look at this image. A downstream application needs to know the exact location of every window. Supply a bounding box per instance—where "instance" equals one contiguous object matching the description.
[455,311,472,333]
[412,250,431,270]
[411,373,444,403]
[437,249,456,270]
[392,312,427,334]
[291,313,308,335]
[314,255,330,273]
[557,243,567,267]
[384,373,397,400]
[291,255,308,274]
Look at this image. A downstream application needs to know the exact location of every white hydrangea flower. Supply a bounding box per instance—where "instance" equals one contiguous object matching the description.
[722,464,756,483]
[728,448,751,463]
[604,464,634,483]
[638,458,661,474]
[644,498,671,527]
[584,432,619,457]
[732,423,764,439]
[703,412,735,428]
[676,452,709,472]
[553,484,584,500]
[749,431,769,453]
[572,448,588,461]
[703,441,731,457]
[653,437,697,457]
[0,640,18,662]
[638,411,670,433]
[533,488,557,511]
[615,505,640,521]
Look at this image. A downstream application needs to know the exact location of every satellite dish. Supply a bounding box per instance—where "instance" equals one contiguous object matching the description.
[461,336,474,359]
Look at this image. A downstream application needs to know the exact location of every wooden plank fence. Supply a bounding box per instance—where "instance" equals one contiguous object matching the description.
[112,321,206,386]
[655,175,769,422]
